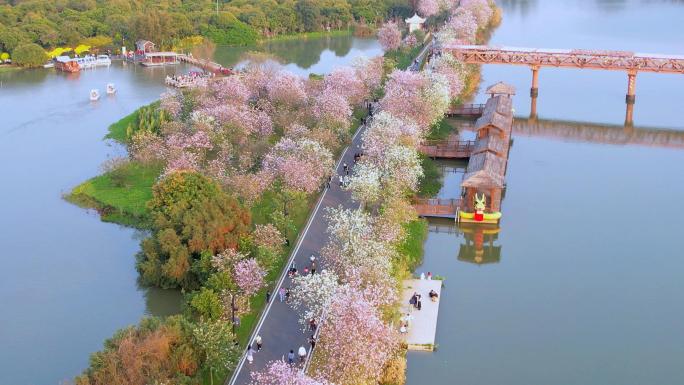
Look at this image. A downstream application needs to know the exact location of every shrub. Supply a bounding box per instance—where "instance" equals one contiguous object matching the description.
[12,43,47,67]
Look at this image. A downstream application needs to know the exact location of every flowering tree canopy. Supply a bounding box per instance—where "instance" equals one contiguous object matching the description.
[262,138,334,194]
[377,22,402,51]
[289,270,340,327]
[430,52,466,99]
[460,0,494,27]
[252,224,286,254]
[312,287,399,385]
[311,87,353,132]
[324,66,368,107]
[353,56,384,98]
[379,70,449,130]
[267,70,308,108]
[233,258,266,296]
[251,361,332,385]
[417,0,439,17]
[344,162,382,206]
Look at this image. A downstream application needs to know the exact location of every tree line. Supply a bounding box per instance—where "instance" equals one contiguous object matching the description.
[0,0,414,55]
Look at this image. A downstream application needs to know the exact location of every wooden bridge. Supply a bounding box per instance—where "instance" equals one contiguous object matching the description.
[441,44,684,104]
[419,139,475,159]
[446,103,485,117]
[414,198,462,218]
[178,54,231,75]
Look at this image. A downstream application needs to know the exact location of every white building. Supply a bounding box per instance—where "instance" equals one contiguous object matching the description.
[405,13,426,33]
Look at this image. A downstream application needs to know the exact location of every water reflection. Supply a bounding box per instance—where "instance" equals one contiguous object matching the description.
[205,35,382,76]
[457,224,502,265]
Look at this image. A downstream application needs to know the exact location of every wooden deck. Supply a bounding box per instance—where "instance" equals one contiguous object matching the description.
[419,140,475,159]
[414,198,462,218]
[401,279,443,351]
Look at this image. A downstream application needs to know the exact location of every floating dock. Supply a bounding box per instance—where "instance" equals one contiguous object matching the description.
[401,279,443,351]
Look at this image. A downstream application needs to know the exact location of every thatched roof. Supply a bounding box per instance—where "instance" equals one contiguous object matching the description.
[472,135,508,156]
[474,95,513,133]
[461,151,506,189]
[486,81,516,96]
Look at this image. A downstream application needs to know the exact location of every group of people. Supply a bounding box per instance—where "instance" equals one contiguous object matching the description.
[245,334,317,367]
[164,71,211,88]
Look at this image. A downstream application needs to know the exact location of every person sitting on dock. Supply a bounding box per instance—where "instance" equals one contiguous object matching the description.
[429,290,439,302]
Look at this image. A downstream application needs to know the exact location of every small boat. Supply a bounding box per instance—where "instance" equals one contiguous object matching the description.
[55,56,80,73]
[106,83,116,95]
[43,61,54,68]
[458,211,502,224]
[90,89,100,101]
[96,55,112,67]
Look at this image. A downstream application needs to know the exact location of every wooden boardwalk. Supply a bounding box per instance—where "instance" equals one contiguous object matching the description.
[401,279,443,351]
[446,103,485,117]
[414,198,462,218]
[419,139,474,159]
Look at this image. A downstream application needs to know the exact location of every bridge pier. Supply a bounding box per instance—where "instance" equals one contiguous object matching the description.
[530,66,539,97]
[626,71,637,105]
[530,95,538,120]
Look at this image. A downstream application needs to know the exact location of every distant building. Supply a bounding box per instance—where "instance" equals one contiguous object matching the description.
[405,13,426,33]
[135,40,156,53]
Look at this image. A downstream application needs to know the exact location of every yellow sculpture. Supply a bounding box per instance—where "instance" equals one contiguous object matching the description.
[458,193,502,223]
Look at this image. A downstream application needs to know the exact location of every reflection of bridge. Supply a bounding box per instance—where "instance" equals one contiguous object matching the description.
[441,44,684,123]
[513,118,684,149]
[451,108,684,149]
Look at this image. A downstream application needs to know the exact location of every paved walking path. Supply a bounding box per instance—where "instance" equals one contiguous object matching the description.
[228,121,366,385]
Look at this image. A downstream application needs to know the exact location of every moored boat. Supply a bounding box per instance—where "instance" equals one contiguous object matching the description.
[96,55,112,67]
[54,56,80,73]
[90,89,100,101]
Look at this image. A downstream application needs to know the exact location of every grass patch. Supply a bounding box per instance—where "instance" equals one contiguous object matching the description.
[67,161,162,227]
[417,155,442,198]
[384,44,425,70]
[106,109,139,143]
[426,118,453,141]
[397,219,428,273]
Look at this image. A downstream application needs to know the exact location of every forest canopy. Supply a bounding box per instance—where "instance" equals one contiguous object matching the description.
[0,0,413,53]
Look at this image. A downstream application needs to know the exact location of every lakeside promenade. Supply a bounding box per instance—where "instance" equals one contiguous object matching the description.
[228,120,366,385]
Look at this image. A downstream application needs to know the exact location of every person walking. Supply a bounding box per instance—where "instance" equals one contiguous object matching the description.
[247,344,255,364]
[266,290,271,303]
[278,287,286,302]
[310,261,316,275]
[308,335,316,350]
[343,163,348,175]
[298,346,307,363]
[285,287,291,303]
[255,335,262,351]
[287,350,295,365]
[310,254,316,264]
[326,175,332,188]
[339,175,344,187]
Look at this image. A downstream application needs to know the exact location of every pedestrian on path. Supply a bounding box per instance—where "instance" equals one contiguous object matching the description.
[309,318,317,332]
[343,163,348,174]
[266,290,271,303]
[310,261,316,275]
[279,287,286,302]
[326,175,332,188]
[255,335,262,351]
[310,254,316,264]
[308,335,316,350]
[339,175,344,187]
[298,346,307,362]
[287,350,295,364]
[247,344,255,364]
[285,287,291,303]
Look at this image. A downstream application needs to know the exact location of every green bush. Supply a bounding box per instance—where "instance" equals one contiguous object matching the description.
[201,14,258,46]
[12,43,47,67]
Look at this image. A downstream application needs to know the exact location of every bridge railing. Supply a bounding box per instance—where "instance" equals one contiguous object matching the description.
[447,104,485,116]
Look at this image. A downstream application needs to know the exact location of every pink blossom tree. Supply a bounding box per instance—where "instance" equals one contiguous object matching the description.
[262,138,334,194]
[324,66,367,107]
[311,286,399,385]
[430,52,466,99]
[252,224,286,254]
[310,87,352,134]
[377,22,402,51]
[250,361,331,385]
[289,270,340,327]
[353,56,384,97]
[234,258,266,297]
[267,70,308,108]
[461,0,494,27]
[379,70,449,131]
[418,0,439,17]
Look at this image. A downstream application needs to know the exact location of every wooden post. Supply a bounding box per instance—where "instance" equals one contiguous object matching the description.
[626,70,637,105]
[530,65,540,97]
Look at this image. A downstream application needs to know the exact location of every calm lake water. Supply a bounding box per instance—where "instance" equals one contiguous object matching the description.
[0,35,380,385]
[407,1,684,384]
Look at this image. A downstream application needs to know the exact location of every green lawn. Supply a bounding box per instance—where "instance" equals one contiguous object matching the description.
[397,219,428,272]
[67,162,162,226]
[106,109,139,143]
[384,44,425,70]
